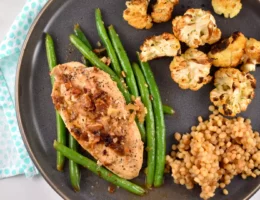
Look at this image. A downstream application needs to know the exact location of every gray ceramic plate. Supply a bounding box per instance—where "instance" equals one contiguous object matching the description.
[16,0,260,199]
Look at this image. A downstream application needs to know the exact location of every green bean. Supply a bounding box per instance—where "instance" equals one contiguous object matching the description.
[137,54,166,187]
[55,114,66,171]
[108,25,145,141]
[136,122,146,142]
[163,104,175,115]
[74,24,92,50]
[69,135,81,192]
[108,25,139,96]
[95,8,122,77]
[74,24,92,66]
[45,33,66,171]
[53,141,146,196]
[45,34,57,85]
[132,62,155,188]
[69,34,131,103]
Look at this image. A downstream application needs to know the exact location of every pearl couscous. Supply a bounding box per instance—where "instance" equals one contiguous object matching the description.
[166,106,260,199]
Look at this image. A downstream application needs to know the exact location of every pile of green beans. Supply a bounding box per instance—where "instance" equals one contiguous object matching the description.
[48,7,176,195]
[54,141,146,196]
[45,34,80,190]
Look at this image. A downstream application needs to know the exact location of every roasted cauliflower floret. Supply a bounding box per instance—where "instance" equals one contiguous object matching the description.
[212,0,242,18]
[241,38,260,72]
[123,0,153,29]
[140,33,181,62]
[169,48,212,91]
[172,9,221,48]
[210,68,256,116]
[208,32,247,68]
[151,0,179,23]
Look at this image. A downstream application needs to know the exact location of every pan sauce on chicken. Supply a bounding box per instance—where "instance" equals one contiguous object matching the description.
[51,62,143,179]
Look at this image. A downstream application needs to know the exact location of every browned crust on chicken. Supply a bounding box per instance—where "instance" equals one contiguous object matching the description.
[51,62,143,179]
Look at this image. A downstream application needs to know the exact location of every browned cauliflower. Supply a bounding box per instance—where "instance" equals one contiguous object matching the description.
[140,33,181,62]
[212,0,242,18]
[172,9,221,48]
[123,0,153,29]
[241,38,260,72]
[151,0,179,23]
[208,32,247,68]
[210,68,256,116]
[169,48,212,91]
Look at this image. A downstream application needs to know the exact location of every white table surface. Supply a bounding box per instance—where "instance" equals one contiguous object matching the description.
[0,0,259,200]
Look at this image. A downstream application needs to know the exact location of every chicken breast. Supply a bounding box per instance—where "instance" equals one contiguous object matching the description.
[51,62,143,179]
[151,0,179,23]
[140,32,181,62]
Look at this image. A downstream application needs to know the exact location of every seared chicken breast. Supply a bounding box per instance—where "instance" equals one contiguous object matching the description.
[51,62,143,179]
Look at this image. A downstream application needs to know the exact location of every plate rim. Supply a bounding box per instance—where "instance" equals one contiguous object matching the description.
[15,0,260,199]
